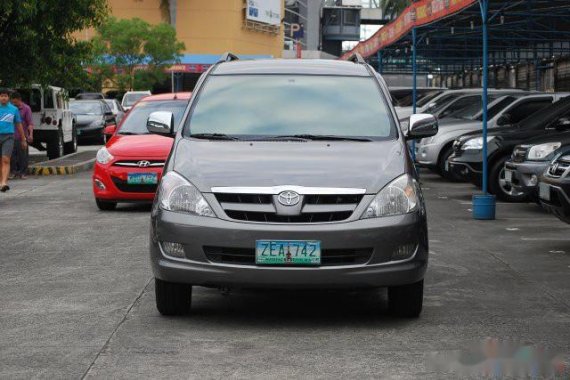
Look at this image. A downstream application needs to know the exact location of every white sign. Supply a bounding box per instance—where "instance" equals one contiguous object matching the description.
[246,0,282,26]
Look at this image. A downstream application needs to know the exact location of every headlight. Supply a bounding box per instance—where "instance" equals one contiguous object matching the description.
[158,171,216,217]
[461,136,495,151]
[526,142,561,161]
[361,174,419,218]
[96,147,114,164]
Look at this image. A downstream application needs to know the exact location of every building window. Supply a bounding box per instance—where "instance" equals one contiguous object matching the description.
[343,10,357,26]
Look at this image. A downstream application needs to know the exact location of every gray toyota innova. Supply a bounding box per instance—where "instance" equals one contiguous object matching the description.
[147,53,438,317]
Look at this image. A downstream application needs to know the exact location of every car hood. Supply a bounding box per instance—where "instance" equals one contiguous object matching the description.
[107,134,174,159]
[75,114,102,125]
[172,139,408,194]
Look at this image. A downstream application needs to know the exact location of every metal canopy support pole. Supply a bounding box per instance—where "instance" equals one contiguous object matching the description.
[473,0,496,220]
[377,50,383,74]
[411,27,418,162]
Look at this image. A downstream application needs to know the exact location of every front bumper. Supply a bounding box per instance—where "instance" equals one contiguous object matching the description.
[448,152,483,186]
[150,210,428,289]
[76,124,104,138]
[92,161,163,202]
[415,143,440,168]
[504,160,548,200]
[539,176,570,224]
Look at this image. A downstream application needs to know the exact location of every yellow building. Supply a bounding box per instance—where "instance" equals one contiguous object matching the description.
[81,0,284,57]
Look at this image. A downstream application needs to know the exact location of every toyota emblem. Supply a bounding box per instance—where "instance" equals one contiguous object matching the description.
[277,191,300,206]
[137,160,151,168]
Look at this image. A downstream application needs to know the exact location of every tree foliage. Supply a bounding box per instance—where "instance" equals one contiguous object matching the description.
[0,0,108,88]
[90,17,185,92]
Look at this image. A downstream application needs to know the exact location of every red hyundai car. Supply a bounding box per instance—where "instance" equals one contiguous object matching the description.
[92,93,191,210]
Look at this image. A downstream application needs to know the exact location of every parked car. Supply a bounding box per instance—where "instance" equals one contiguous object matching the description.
[148,55,439,317]
[504,132,570,202]
[393,88,446,120]
[415,93,544,179]
[15,84,76,159]
[92,92,191,210]
[70,100,116,142]
[539,147,570,224]
[448,94,570,201]
[121,90,151,111]
[75,92,105,100]
[104,99,126,127]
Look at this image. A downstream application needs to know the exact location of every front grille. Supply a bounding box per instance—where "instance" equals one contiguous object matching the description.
[512,145,529,163]
[214,193,364,223]
[203,246,373,266]
[225,210,353,223]
[548,160,570,178]
[111,177,158,193]
[113,160,165,168]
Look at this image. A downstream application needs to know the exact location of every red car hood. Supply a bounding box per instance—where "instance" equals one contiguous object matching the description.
[106,134,174,159]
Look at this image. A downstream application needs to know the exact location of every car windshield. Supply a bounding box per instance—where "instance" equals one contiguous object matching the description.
[185,75,396,140]
[396,90,442,107]
[123,93,149,107]
[423,93,462,114]
[70,101,103,115]
[446,94,508,120]
[118,100,188,135]
[104,100,117,112]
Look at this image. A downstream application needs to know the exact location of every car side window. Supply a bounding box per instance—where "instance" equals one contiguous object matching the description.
[44,89,55,109]
[506,98,553,125]
[439,96,476,118]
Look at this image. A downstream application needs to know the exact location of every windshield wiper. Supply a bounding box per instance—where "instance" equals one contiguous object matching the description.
[272,134,372,142]
[190,133,240,141]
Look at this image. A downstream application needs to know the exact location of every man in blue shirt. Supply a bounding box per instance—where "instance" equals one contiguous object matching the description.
[0,88,27,192]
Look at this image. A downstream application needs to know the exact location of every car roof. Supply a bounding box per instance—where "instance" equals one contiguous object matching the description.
[212,59,371,77]
[139,92,192,101]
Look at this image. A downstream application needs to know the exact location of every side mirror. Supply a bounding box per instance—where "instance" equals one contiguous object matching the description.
[103,125,116,143]
[147,111,174,136]
[497,114,511,126]
[406,114,438,140]
[556,117,570,129]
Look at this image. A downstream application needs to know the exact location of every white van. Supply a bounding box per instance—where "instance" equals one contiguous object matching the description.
[121,91,151,112]
[16,85,76,159]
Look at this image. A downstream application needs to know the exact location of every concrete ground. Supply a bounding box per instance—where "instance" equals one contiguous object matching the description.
[1,171,569,379]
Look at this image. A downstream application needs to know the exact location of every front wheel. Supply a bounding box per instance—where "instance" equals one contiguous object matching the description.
[155,278,192,316]
[388,280,423,318]
[46,128,64,160]
[95,198,117,211]
[489,156,529,202]
[438,146,463,181]
[64,123,77,155]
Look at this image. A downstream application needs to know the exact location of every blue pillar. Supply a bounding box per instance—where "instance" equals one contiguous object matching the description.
[377,50,383,74]
[473,0,496,220]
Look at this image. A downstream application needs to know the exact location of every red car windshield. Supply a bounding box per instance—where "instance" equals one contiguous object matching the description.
[118,100,188,135]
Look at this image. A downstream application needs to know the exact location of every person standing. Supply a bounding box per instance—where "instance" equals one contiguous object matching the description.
[10,92,34,179]
[0,88,26,192]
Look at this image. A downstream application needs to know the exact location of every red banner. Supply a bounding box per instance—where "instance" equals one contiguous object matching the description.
[340,0,477,60]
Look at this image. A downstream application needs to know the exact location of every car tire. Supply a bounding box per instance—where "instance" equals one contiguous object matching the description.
[46,127,64,160]
[155,278,192,316]
[64,123,77,155]
[438,146,463,181]
[95,198,117,211]
[489,156,529,202]
[388,279,423,318]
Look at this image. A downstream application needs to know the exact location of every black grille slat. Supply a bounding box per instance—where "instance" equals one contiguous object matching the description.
[225,210,352,223]
[214,192,362,223]
[203,246,373,266]
[111,177,158,193]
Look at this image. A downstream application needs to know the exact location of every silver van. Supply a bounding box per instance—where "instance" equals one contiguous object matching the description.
[147,54,438,317]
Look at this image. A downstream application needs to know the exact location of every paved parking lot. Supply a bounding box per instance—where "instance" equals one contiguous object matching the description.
[1,171,569,379]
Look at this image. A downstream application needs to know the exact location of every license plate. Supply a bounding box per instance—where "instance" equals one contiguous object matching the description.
[505,169,513,183]
[255,240,321,265]
[127,173,158,185]
[539,182,550,201]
